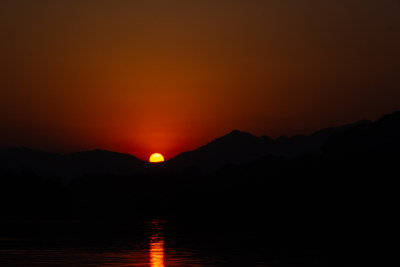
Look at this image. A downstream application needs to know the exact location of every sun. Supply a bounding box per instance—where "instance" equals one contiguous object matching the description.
[149,153,165,163]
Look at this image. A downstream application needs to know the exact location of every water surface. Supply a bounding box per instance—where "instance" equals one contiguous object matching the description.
[0,220,324,266]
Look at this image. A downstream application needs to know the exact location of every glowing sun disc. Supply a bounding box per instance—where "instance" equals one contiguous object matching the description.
[149,153,164,163]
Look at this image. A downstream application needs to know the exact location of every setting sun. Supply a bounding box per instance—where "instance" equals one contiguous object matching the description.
[149,153,165,163]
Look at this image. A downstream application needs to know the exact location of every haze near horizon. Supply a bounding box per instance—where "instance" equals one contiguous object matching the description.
[1,0,399,160]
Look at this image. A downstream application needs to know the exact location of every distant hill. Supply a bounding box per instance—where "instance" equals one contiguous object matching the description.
[0,147,62,176]
[322,110,400,158]
[0,148,149,177]
[166,119,373,172]
[63,149,149,176]
[1,110,400,176]
[166,130,268,171]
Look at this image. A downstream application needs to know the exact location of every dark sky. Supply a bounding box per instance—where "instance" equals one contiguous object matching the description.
[1,0,399,160]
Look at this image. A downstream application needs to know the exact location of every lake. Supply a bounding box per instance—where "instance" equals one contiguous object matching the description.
[0,220,333,266]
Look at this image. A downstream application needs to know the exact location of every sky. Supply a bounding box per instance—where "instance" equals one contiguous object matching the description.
[0,0,399,160]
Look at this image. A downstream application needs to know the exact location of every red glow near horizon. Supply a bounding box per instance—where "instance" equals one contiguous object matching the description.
[0,1,399,158]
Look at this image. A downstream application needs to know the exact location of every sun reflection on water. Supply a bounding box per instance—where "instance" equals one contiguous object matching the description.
[150,221,165,267]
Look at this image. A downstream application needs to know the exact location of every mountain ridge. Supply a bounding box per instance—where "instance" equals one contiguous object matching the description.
[166,118,374,171]
[0,110,398,175]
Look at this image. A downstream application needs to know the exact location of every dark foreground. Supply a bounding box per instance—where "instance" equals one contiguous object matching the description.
[0,219,365,267]
[0,151,396,266]
[1,111,399,266]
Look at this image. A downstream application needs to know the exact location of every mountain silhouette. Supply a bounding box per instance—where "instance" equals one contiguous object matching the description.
[166,130,268,171]
[63,149,149,176]
[166,119,373,171]
[323,111,400,158]
[0,148,149,177]
[0,147,62,176]
[0,110,399,175]
[1,111,399,243]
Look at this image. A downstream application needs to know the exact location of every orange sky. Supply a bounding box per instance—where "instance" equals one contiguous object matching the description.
[1,0,400,160]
